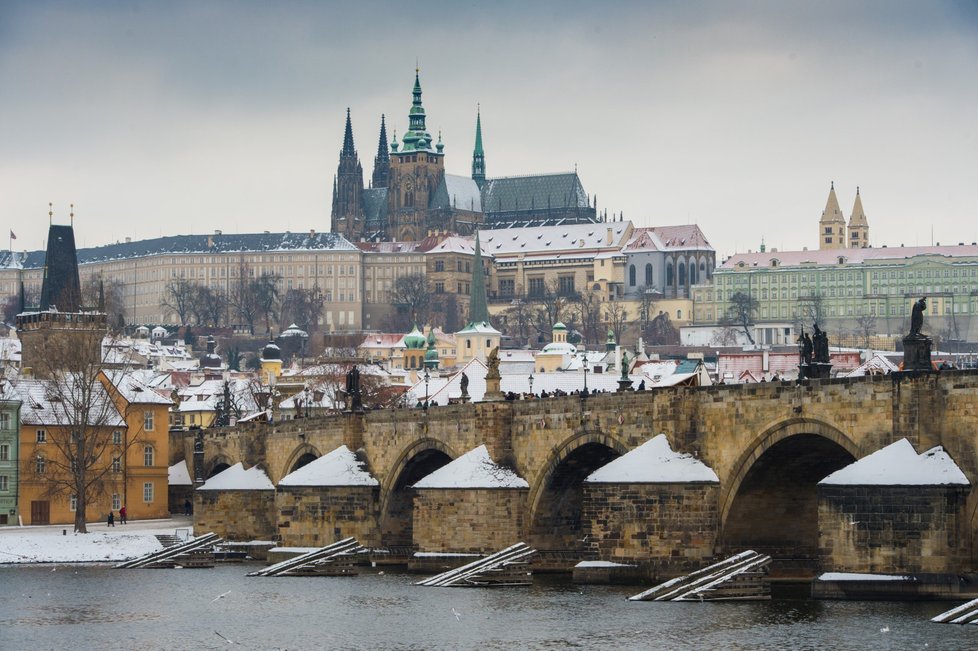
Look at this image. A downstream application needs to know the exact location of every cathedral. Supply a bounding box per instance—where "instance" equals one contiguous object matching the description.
[330,72,601,242]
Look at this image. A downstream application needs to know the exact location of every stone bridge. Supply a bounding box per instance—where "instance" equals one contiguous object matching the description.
[178,371,978,577]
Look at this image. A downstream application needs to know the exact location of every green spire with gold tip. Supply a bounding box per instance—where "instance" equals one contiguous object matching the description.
[472,105,486,186]
[468,231,489,325]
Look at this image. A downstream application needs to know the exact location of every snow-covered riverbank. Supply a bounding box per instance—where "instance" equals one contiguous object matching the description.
[0,517,191,564]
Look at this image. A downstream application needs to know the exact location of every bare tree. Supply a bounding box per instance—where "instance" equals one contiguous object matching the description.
[722,291,759,345]
[646,313,680,346]
[388,273,431,331]
[163,278,196,325]
[574,286,604,346]
[198,285,228,327]
[19,331,147,533]
[605,299,630,346]
[280,287,323,332]
[254,273,282,334]
[533,278,570,330]
[501,298,534,347]
[855,314,877,348]
[229,261,261,334]
[797,292,826,328]
[636,286,659,340]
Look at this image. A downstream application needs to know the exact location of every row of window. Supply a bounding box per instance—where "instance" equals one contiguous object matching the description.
[67,485,154,510]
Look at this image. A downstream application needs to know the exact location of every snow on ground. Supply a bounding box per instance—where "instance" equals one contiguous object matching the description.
[585,434,719,483]
[198,462,275,491]
[0,518,192,564]
[819,438,970,486]
[818,572,912,582]
[412,445,529,489]
[278,445,378,487]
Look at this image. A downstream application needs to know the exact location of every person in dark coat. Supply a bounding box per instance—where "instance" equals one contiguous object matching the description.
[184,499,192,516]
[119,505,127,524]
[107,511,115,527]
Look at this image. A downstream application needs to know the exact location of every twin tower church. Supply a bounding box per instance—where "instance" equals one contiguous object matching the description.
[330,72,601,242]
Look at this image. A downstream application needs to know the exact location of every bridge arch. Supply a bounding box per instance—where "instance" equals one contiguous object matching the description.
[379,438,458,548]
[527,430,628,552]
[719,418,859,570]
[280,444,323,482]
[206,457,234,479]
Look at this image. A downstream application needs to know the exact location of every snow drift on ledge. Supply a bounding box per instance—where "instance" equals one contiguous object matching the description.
[819,438,969,486]
[278,445,378,487]
[585,434,719,483]
[198,462,275,491]
[413,445,528,489]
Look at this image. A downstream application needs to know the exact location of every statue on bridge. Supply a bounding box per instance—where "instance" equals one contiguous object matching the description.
[460,372,470,401]
[812,323,829,364]
[910,297,927,337]
[903,297,933,371]
[345,365,363,413]
[798,328,813,366]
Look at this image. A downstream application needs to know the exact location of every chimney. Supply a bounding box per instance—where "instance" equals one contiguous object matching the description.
[606,227,613,245]
[125,237,131,243]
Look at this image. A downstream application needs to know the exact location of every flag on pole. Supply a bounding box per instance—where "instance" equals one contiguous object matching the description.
[9,231,15,240]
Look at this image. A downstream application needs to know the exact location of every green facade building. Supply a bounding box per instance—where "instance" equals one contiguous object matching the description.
[693,244,978,343]
[0,384,21,525]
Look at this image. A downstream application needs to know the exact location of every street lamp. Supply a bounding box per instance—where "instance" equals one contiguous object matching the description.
[580,344,589,397]
[423,367,431,411]
[528,371,534,396]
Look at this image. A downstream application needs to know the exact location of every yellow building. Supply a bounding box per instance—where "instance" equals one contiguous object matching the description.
[15,371,170,525]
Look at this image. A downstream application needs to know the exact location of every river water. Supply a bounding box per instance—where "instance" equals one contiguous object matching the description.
[0,564,973,650]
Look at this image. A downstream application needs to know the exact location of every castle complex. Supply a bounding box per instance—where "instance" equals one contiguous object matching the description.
[331,72,600,242]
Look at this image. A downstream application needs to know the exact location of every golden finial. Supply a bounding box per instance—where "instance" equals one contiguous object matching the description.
[48,202,53,224]
[70,203,75,225]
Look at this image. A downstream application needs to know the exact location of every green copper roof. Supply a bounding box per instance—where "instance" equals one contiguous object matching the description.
[472,107,485,184]
[397,71,438,154]
[403,324,426,349]
[467,231,490,326]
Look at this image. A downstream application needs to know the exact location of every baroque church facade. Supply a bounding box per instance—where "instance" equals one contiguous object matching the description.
[330,72,601,242]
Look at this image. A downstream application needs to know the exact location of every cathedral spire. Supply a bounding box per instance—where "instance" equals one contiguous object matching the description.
[372,114,390,189]
[342,108,356,157]
[472,105,486,187]
[468,231,489,325]
[400,70,434,152]
[818,181,846,250]
[847,185,869,249]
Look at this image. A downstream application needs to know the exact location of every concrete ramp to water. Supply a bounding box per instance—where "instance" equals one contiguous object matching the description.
[415,543,536,588]
[115,532,220,569]
[247,538,365,577]
[932,597,978,625]
[629,550,771,601]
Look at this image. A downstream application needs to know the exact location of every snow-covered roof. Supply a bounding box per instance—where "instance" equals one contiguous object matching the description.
[14,377,126,427]
[278,445,378,487]
[843,353,900,377]
[198,462,275,491]
[413,445,528,489]
[168,460,193,486]
[721,243,978,270]
[586,435,719,483]
[819,439,970,486]
[103,370,173,405]
[479,222,630,257]
[456,320,501,335]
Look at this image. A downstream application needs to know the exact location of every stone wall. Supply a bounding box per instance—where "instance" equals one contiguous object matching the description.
[818,485,970,574]
[276,486,380,548]
[413,488,527,554]
[194,489,276,541]
[582,482,720,576]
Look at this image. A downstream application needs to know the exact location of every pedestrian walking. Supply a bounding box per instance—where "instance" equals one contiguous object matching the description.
[107,511,115,527]
[184,499,192,516]
[119,505,127,524]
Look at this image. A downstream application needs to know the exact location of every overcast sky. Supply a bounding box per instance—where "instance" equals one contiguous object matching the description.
[2,0,977,259]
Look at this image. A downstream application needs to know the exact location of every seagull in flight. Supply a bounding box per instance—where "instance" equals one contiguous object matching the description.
[212,590,232,603]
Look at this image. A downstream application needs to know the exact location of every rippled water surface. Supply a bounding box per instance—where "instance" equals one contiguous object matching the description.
[0,564,974,650]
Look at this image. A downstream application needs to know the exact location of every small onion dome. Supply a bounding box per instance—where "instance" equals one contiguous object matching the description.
[424,330,439,365]
[403,324,427,350]
[281,323,308,339]
[552,322,567,331]
[261,338,282,361]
